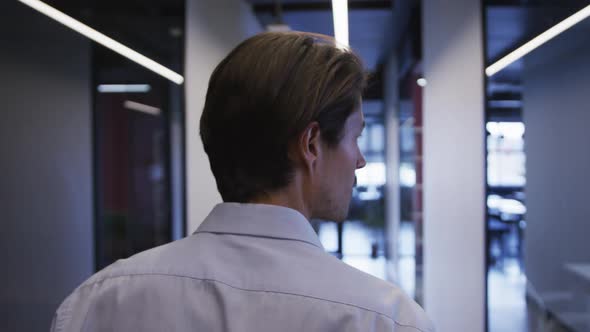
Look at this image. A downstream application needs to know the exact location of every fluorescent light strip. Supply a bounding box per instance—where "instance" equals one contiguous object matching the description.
[17,0,184,85]
[97,84,151,93]
[331,0,349,48]
[486,4,590,77]
[124,100,161,116]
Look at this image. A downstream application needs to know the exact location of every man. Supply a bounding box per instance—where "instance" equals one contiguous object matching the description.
[52,32,434,332]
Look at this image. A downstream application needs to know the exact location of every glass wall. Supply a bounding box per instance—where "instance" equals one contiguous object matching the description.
[485,1,590,331]
[90,3,186,270]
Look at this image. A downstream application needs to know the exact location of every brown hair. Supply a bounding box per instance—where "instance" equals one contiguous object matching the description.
[200,31,366,202]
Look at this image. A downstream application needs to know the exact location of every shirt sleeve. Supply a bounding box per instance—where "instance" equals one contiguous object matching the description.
[50,291,77,332]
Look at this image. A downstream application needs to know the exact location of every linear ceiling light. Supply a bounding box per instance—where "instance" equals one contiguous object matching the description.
[17,0,184,85]
[331,0,349,48]
[486,4,590,77]
[124,100,161,116]
[97,84,151,93]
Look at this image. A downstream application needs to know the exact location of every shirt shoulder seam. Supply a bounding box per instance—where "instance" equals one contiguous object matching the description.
[79,272,429,332]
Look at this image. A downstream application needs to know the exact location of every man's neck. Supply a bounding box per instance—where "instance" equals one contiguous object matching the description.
[249,184,311,220]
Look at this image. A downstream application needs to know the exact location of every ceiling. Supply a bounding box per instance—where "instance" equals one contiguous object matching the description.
[43,0,184,71]
[248,0,396,72]
[486,0,589,84]
[44,0,590,114]
[34,0,589,81]
[485,0,589,120]
[41,0,397,84]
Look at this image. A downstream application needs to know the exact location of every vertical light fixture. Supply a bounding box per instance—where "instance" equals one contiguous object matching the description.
[486,4,590,77]
[17,0,184,85]
[332,0,349,48]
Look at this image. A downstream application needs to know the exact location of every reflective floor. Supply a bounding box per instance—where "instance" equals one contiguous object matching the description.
[318,221,387,280]
[318,221,416,294]
[488,259,528,332]
[397,222,416,299]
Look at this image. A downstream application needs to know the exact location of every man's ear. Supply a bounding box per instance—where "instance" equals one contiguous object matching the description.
[292,122,322,172]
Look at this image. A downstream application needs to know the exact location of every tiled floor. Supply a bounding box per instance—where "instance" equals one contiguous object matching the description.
[488,259,528,332]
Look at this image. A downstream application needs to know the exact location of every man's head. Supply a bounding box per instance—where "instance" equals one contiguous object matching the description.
[200,32,366,221]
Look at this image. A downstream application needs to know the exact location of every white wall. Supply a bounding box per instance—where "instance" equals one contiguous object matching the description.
[522,18,590,315]
[0,1,93,330]
[422,1,486,331]
[185,0,263,232]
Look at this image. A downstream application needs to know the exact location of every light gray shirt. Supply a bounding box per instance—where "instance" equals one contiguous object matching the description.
[52,203,434,331]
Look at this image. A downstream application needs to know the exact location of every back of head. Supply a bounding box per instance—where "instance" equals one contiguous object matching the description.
[200,32,366,203]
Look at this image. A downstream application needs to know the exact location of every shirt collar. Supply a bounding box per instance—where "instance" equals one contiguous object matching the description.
[194,203,324,250]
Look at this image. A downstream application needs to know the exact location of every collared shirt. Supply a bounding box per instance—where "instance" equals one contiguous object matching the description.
[52,203,435,332]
